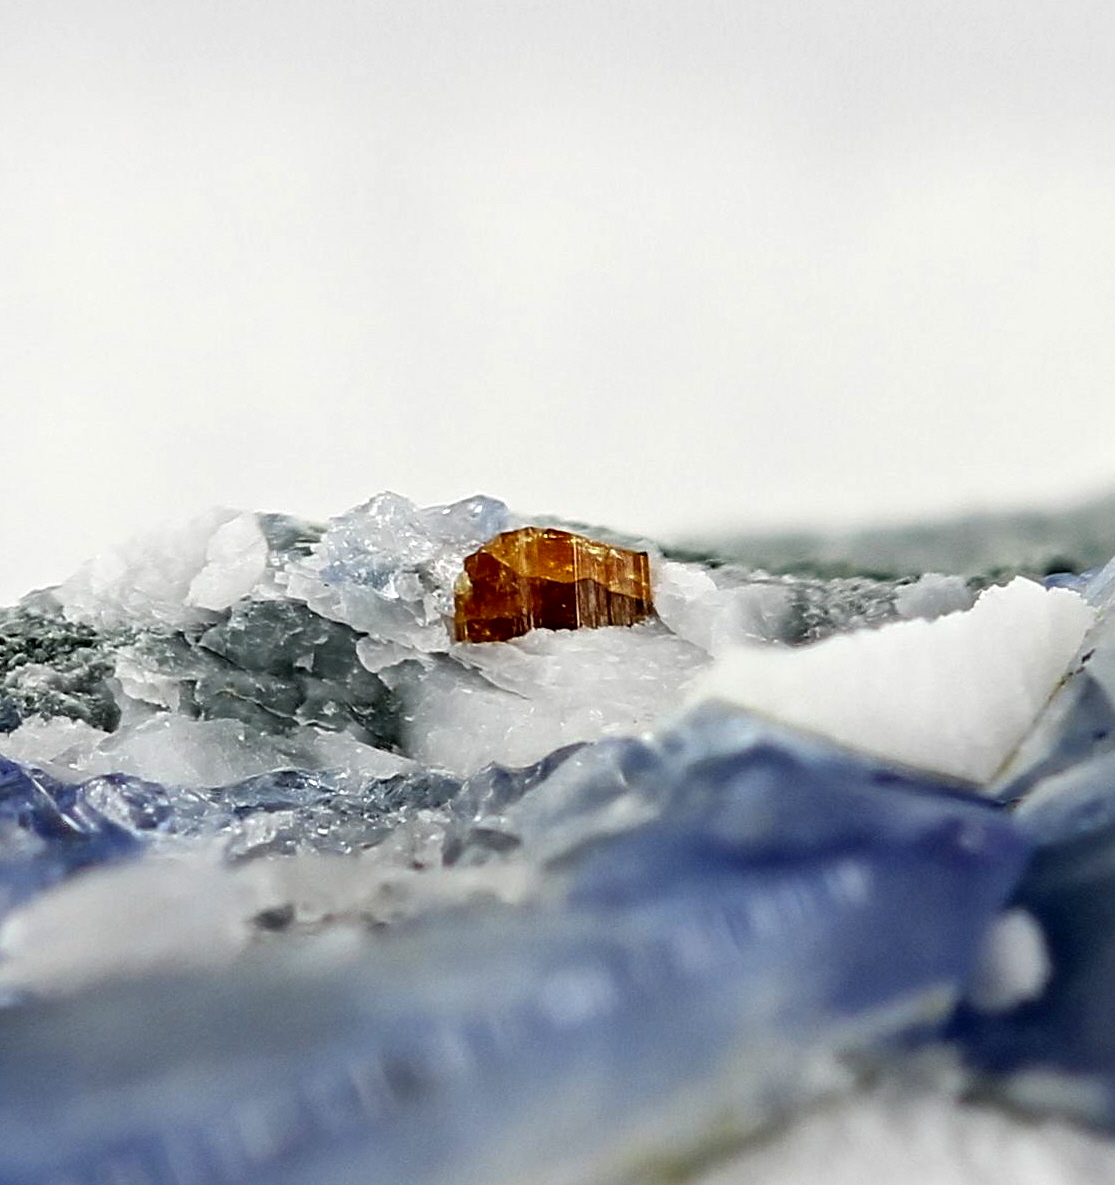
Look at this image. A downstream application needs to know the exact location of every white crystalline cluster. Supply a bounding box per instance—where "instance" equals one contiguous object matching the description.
[395,621,707,776]
[691,577,1095,785]
[0,716,110,774]
[73,716,411,786]
[11,493,1095,795]
[184,513,271,612]
[58,509,266,632]
[0,851,272,990]
[653,561,793,653]
[286,491,516,658]
[0,714,411,786]
[692,1076,1115,1185]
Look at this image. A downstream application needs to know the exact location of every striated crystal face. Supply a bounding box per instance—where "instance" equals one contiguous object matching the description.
[453,527,654,643]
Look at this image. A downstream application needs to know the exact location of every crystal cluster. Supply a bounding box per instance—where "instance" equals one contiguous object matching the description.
[4,491,1115,1183]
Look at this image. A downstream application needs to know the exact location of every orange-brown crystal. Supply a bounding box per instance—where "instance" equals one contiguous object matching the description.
[453,527,654,643]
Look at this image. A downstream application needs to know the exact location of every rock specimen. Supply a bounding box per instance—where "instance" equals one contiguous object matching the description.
[453,526,654,643]
[7,490,1115,1184]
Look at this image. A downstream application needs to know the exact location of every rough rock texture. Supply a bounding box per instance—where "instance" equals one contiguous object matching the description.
[0,595,118,733]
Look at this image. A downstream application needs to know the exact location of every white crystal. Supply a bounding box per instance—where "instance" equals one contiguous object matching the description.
[0,850,277,992]
[0,715,110,775]
[394,621,708,776]
[58,508,254,631]
[185,512,270,612]
[286,492,514,654]
[690,1076,1115,1185]
[894,573,976,621]
[966,909,1052,1013]
[50,715,410,786]
[654,561,793,654]
[690,578,1095,784]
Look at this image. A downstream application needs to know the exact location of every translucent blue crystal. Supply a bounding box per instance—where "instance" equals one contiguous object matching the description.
[0,714,1029,1185]
[315,492,512,594]
[951,754,1115,1124]
[0,758,143,917]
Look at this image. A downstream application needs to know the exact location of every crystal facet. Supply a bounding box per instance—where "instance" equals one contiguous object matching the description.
[453,527,654,643]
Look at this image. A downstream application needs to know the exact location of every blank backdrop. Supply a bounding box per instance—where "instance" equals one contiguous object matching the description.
[3,2,1114,602]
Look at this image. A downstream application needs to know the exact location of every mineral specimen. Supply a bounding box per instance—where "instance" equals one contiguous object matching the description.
[453,526,654,643]
[5,490,1115,1185]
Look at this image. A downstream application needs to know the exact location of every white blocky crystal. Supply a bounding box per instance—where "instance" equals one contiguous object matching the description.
[690,577,1095,784]
[653,561,794,654]
[52,715,409,787]
[396,621,708,775]
[185,512,270,612]
[59,508,253,632]
[894,573,976,621]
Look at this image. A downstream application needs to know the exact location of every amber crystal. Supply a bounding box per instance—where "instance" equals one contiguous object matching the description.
[453,527,655,643]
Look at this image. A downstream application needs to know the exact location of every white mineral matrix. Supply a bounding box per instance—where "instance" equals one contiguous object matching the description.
[691,577,1095,785]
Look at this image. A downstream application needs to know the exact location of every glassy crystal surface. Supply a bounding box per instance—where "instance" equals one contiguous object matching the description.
[453,527,654,643]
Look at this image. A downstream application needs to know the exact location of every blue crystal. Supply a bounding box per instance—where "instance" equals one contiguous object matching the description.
[0,758,143,917]
[0,714,1030,1184]
[950,752,1115,1123]
[1044,571,1096,593]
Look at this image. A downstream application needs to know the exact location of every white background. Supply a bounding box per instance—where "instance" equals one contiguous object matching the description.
[3,2,1114,603]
